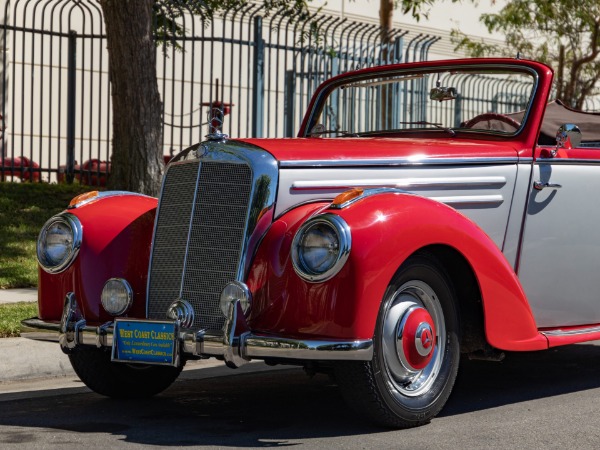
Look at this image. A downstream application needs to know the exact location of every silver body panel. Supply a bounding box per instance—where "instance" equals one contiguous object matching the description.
[277,163,520,249]
[518,159,600,327]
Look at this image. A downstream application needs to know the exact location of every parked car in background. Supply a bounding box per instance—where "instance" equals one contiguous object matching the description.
[23,58,600,428]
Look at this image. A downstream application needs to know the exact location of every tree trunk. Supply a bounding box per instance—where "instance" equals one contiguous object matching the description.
[556,45,564,101]
[99,0,164,196]
[380,0,394,36]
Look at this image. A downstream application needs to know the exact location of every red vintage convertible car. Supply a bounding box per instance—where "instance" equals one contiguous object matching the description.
[23,58,600,428]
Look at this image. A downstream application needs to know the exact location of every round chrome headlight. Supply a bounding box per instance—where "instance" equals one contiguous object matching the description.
[101,278,133,316]
[291,214,351,282]
[36,213,82,273]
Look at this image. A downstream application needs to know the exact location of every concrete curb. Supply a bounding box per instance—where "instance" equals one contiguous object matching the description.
[0,337,75,383]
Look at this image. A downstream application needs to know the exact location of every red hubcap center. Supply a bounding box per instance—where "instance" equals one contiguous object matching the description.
[400,307,436,370]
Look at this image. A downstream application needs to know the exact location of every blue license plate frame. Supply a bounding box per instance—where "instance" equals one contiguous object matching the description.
[111,319,178,366]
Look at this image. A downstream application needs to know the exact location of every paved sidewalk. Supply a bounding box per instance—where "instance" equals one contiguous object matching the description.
[0,287,37,304]
[0,288,69,383]
[0,337,75,383]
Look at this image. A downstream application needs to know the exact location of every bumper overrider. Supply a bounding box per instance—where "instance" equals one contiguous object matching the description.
[21,291,373,368]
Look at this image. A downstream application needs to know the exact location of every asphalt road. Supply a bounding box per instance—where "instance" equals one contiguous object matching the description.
[2,343,600,449]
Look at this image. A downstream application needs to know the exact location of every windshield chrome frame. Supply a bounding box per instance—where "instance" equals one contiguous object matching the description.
[301,63,540,139]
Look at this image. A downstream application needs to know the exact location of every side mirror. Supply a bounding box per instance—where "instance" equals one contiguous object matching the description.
[429,87,458,102]
[556,124,582,149]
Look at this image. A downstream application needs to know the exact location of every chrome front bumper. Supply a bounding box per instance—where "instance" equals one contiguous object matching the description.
[21,293,373,368]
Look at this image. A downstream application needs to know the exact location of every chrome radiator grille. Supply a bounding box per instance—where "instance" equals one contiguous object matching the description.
[147,160,252,331]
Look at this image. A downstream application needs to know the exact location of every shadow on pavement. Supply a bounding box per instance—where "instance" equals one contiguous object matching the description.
[442,342,600,416]
[1,343,600,446]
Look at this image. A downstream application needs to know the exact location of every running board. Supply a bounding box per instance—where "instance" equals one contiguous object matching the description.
[541,324,600,347]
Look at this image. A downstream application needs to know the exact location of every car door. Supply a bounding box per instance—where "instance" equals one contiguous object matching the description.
[518,146,600,328]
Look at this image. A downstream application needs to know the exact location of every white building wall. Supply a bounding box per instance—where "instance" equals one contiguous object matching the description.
[2,0,508,183]
[311,0,507,60]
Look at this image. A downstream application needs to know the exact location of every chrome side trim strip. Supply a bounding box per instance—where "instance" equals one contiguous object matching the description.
[280,157,520,168]
[328,188,504,209]
[433,195,504,206]
[537,158,600,165]
[291,176,507,191]
[542,325,600,337]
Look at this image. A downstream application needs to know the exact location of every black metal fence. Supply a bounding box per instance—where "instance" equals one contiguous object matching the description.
[0,0,439,184]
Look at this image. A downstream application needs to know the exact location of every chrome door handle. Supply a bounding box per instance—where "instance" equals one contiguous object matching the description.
[533,181,562,190]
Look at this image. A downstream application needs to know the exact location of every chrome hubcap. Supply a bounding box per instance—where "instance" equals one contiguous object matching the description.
[381,280,445,397]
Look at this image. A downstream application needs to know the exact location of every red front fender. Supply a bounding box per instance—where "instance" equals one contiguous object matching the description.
[247,192,547,351]
[38,194,157,323]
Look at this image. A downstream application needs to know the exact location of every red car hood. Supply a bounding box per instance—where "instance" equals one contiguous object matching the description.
[237,137,523,162]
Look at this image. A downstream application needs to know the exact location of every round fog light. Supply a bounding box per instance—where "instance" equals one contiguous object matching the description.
[219,281,252,317]
[101,278,133,316]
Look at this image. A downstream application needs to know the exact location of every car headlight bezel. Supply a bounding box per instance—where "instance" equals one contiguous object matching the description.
[291,213,351,283]
[36,213,82,274]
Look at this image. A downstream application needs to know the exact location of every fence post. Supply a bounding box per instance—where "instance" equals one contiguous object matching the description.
[66,30,77,184]
[283,70,295,137]
[454,94,462,128]
[252,16,264,138]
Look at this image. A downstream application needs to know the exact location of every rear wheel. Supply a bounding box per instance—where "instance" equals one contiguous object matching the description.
[335,253,460,428]
[69,347,183,398]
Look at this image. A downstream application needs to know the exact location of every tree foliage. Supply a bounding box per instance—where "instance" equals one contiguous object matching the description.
[154,0,314,44]
[388,0,465,22]
[451,0,600,109]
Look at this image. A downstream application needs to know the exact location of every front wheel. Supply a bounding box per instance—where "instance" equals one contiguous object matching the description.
[335,253,460,428]
[69,347,183,398]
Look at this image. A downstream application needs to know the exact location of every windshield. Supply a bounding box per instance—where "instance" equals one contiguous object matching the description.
[307,66,536,137]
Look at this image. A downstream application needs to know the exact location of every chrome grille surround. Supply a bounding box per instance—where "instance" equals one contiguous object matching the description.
[147,140,278,332]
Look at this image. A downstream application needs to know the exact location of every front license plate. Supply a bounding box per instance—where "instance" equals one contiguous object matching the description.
[112,320,177,366]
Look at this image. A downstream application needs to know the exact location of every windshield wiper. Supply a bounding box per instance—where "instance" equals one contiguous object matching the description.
[399,121,456,137]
